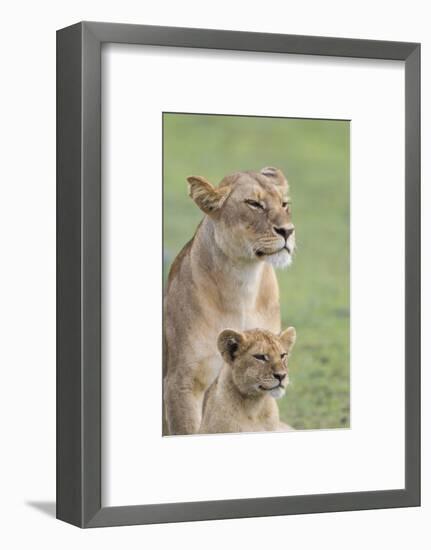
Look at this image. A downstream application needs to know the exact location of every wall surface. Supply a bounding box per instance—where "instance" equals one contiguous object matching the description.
[0,1,428,548]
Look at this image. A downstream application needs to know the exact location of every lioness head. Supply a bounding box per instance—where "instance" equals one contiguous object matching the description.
[187,167,295,268]
[217,327,297,399]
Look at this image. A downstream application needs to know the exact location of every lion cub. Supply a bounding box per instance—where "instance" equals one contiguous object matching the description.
[200,327,296,434]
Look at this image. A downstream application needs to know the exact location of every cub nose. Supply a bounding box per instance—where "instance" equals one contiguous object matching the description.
[274,373,286,383]
[274,226,294,241]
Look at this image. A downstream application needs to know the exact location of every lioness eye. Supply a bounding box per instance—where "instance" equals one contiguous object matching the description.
[245,199,264,210]
[253,354,267,361]
[282,201,291,211]
[281,352,287,359]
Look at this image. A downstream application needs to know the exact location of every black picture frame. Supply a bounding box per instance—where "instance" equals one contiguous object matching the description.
[57,21,421,528]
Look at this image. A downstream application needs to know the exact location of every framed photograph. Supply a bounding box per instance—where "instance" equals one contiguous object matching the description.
[57,21,420,528]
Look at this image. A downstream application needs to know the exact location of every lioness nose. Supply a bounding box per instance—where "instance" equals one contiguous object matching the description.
[274,373,286,382]
[274,226,294,240]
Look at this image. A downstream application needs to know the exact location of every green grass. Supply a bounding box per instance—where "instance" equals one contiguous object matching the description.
[163,113,350,430]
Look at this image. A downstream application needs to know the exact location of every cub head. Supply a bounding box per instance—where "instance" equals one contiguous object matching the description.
[187,167,295,269]
[217,327,297,399]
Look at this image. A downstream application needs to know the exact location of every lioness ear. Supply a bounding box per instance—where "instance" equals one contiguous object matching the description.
[217,329,245,364]
[187,175,229,215]
[280,326,296,353]
[260,166,289,190]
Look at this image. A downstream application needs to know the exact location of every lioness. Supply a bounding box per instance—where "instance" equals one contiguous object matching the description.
[164,167,295,435]
[200,327,296,434]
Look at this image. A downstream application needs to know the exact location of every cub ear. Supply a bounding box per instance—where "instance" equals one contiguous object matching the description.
[217,329,245,364]
[187,175,230,215]
[279,326,296,353]
[260,166,288,189]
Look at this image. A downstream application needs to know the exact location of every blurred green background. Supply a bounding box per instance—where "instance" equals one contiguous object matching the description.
[163,113,350,430]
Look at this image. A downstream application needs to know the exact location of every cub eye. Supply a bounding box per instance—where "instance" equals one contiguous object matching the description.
[253,354,268,362]
[281,352,288,359]
[245,199,264,210]
[282,201,291,211]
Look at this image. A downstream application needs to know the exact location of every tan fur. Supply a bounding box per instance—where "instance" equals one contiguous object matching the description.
[164,168,295,435]
[200,328,297,434]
